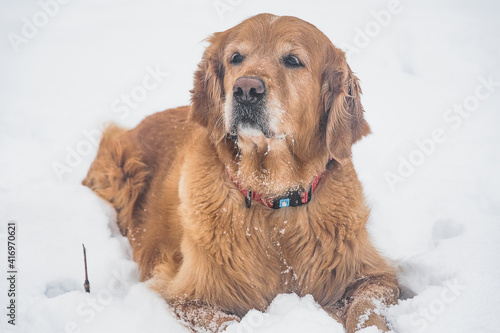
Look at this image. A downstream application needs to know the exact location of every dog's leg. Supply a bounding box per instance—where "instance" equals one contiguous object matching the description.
[342,276,399,333]
[168,299,240,333]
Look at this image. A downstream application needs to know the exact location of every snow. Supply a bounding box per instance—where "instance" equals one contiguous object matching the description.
[225,294,345,333]
[1,0,500,332]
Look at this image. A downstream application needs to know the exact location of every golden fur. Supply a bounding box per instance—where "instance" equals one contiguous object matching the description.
[83,14,399,332]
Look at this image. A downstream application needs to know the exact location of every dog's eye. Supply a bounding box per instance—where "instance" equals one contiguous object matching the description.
[230,53,244,65]
[283,55,303,68]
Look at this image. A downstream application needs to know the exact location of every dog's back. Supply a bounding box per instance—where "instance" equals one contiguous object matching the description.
[83,106,190,279]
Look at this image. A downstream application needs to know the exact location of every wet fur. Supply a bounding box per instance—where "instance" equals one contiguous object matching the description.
[83,14,399,332]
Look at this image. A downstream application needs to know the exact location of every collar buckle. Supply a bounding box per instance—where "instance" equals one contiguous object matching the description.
[245,190,252,208]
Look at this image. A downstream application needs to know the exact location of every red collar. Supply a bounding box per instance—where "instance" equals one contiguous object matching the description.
[232,157,332,209]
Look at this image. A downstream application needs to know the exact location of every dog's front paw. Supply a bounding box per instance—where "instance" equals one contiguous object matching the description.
[169,299,240,333]
[345,299,389,333]
[212,311,240,332]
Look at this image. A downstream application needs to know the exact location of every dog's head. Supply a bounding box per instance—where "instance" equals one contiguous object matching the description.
[190,14,370,193]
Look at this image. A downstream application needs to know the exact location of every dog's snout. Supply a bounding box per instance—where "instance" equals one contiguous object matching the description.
[233,77,265,104]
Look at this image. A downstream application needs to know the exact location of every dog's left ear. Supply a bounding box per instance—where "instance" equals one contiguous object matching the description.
[321,47,371,163]
[189,31,227,128]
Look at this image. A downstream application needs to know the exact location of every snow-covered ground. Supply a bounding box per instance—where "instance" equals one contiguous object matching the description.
[1,1,500,332]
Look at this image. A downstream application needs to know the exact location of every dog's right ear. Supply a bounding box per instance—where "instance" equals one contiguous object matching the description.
[189,32,227,128]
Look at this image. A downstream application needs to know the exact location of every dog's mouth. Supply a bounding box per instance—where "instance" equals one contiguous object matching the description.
[229,120,286,141]
[231,118,271,137]
[229,103,285,140]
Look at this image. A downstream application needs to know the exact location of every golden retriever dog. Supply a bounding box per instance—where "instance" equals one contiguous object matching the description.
[83,13,399,332]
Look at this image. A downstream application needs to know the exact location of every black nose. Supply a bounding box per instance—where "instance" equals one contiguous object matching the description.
[232,77,265,104]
